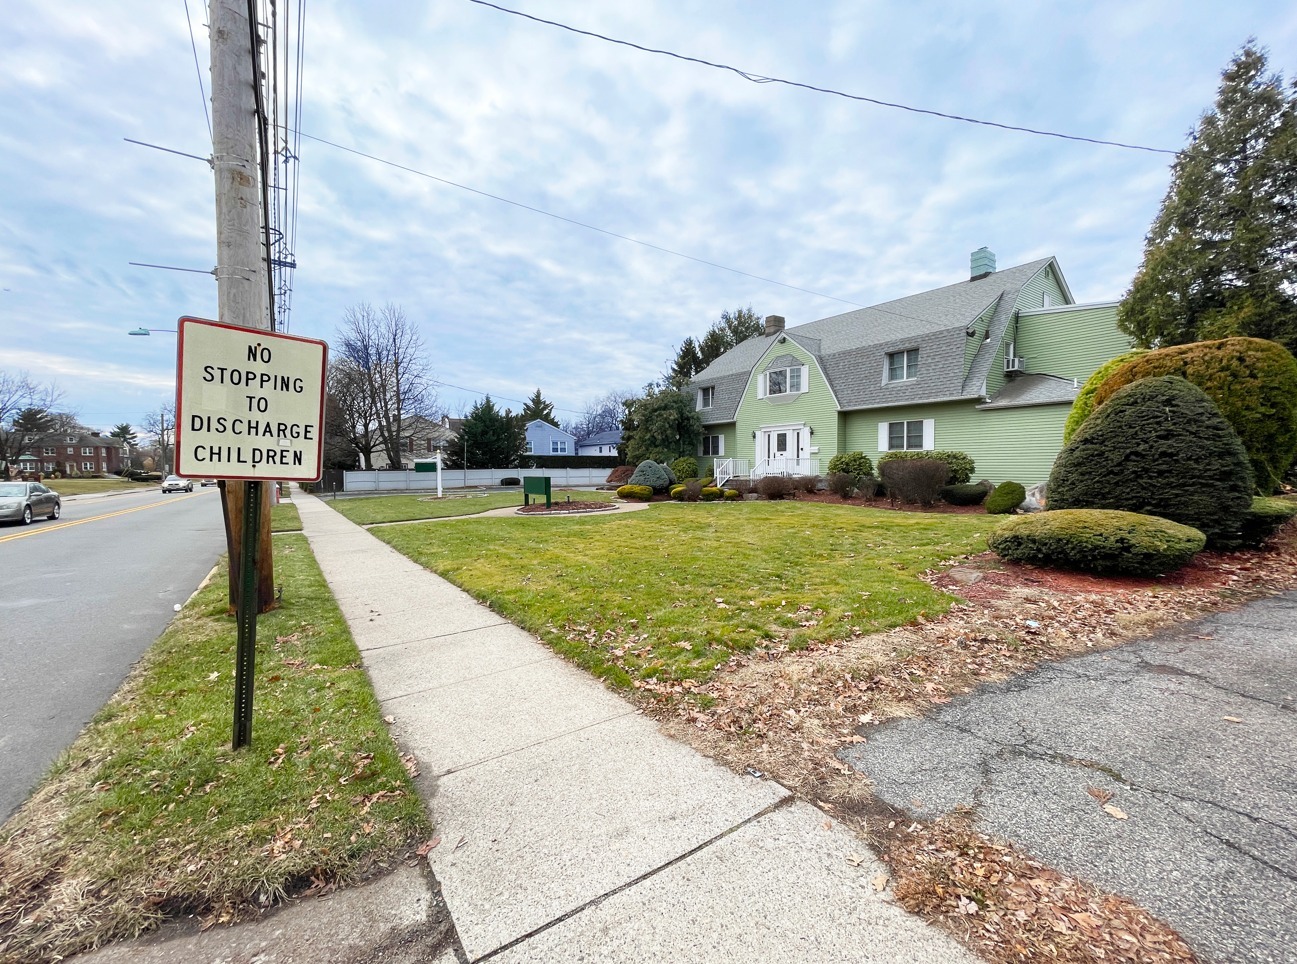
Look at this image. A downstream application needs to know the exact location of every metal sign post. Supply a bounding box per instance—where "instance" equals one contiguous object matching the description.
[233,479,262,748]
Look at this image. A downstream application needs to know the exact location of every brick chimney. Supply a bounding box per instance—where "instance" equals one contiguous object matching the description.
[970,247,996,281]
[764,314,785,336]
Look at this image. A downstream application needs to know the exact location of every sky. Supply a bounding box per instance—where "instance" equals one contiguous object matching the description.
[3,0,1295,434]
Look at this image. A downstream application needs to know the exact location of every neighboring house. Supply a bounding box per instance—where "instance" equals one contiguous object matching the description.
[16,431,129,476]
[371,415,458,469]
[576,429,622,457]
[524,419,577,457]
[688,249,1132,486]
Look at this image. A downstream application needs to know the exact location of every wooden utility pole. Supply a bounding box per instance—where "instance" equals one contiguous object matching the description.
[210,0,275,614]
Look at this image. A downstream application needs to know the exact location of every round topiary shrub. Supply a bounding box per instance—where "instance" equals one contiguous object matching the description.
[1049,376,1253,545]
[941,482,990,506]
[987,509,1206,576]
[628,460,671,492]
[722,488,740,501]
[670,456,698,481]
[756,475,796,500]
[1212,496,1297,550]
[669,484,686,501]
[827,451,873,478]
[700,486,722,501]
[986,481,1026,514]
[1063,349,1147,444]
[1082,338,1297,493]
[616,484,653,501]
[499,477,521,486]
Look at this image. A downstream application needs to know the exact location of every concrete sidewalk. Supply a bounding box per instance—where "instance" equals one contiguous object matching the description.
[85,489,975,963]
[296,488,973,963]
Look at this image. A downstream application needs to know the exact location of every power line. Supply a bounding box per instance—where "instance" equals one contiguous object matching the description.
[434,380,586,416]
[466,0,1182,157]
[292,130,870,309]
[182,0,212,140]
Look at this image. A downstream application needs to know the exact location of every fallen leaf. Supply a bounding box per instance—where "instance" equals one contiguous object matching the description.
[872,873,890,892]
[383,715,395,725]
[1102,803,1129,820]
[1086,786,1114,805]
[415,836,441,856]
[846,852,866,867]
[1222,716,1244,723]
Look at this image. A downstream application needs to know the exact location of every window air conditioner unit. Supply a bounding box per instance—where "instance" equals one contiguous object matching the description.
[1004,356,1026,374]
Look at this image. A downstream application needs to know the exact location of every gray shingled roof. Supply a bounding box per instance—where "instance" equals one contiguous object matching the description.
[691,258,1056,418]
[578,429,622,446]
[977,373,1079,409]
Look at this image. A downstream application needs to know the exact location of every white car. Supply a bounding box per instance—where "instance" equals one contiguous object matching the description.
[161,475,193,493]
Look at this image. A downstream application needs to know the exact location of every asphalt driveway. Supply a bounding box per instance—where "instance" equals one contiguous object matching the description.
[840,592,1297,964]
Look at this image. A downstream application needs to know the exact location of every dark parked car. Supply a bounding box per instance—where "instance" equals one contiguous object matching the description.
[0,481,61,525]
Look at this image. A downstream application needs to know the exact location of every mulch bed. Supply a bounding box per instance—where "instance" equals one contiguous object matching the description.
[795,491,988,513]
[516,500,616,515]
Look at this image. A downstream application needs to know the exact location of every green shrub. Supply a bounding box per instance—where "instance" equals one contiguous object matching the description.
[1049,376,1253,545]
[756,475,796,500]
[661,462,678,486]
[616,484,653,501]
[986,481,1026,514]
[827,451,873,478]
[857,475,880,499]
[877,450,975,485]
[1063,349,1147,444]
[1082,338,1297,493]
[669,484,686,501]
[1212,497,1297,550]
[499,477,521,486]
[826,472,857,498]
[793,475,820,494]
[722,488,740,501]
[671,456,698,480]
[941,482,990,506]
[629,460,671,492]
[700,486,722,501]
[697,477,715,488]
[879,459,947,506]
[728,479,752,497]
[988,509,1206,576]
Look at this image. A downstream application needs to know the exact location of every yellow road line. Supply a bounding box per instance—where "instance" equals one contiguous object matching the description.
[0,492,206,544]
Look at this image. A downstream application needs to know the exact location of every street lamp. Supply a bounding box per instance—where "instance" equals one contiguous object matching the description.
[129,328,178,336]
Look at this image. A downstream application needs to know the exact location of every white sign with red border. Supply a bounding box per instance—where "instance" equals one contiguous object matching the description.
[175,316,328,482]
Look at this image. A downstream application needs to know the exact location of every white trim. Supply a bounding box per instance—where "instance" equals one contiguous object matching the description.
[740,335,842,411]
[878,418,934,452]
[1017,300,1119,317]
[697,386,715,409]
[883,348,919,384]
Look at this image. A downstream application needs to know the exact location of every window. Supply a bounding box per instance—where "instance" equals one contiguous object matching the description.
[43,447,55,455]
[879,419,933,452]
[697,386,715,409]
[701,435,724,456]
[759,365,806,398]
[886,349,919,382]
[66,447,74,454]
[82,461,95,472]
[1042,292,1053,307]
[44,463,55,472]
[551,440,568,454]
[64,436,76,443]
[525,440,534,454]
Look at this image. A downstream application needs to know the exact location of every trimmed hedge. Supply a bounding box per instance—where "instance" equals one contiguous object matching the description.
[756,475,796,500]
[987,509,1206,576]
[826,471,857,498]
[616,484,653,501]
[700,486,723,502]
[1213,497,1297,550]
[1062,349,1146,444]
[826,451,873,478]
[1084,338,1297,493]
[628,460,672,492]
[499,477,521,486]
[670,456,698,480]
[879,458,947,506]
[877,450,975,485]
[1049,376,1253,546]
[722,488,741,501]
[941,482,991,506]
[986,481,1026,514]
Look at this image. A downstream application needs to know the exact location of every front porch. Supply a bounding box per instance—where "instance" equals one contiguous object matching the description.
[713,457,824,488]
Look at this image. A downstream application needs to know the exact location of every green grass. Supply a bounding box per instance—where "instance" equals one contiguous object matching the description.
[270,501,302,532]
[374,502,999,688]
[327,489,614,525]
[0,535,430,962]
[43,478,152,497]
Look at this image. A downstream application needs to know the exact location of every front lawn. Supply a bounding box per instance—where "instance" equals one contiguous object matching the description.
[374,501,997,688]
[327,489,614,526]
[43,478,152,497]
[0,535,430,962]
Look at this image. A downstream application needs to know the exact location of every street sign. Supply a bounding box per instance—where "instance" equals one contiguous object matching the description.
[175,316,328,482]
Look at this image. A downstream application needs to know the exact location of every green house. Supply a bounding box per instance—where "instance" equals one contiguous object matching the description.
[689,249,1132,486]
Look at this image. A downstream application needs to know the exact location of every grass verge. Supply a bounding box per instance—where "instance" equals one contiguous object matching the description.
[327,489,613,525]
[0,534,430,964]
[373,501,996,688]
[45,478,152,497]
[270,501,302,532]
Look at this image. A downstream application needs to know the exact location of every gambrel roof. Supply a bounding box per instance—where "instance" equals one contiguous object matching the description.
[691,257,1065,423]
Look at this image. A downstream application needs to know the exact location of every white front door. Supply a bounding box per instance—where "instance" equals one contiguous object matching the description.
[760,426,805,472]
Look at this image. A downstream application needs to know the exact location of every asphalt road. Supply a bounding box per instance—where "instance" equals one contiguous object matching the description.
[0,487,227,821]
[840,593,1297,964]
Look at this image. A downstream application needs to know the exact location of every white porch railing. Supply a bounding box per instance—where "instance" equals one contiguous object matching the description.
[751,457,822,479]
[713,458,749,487]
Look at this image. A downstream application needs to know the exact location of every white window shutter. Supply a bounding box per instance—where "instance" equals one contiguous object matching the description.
[801,365,809,390]
[757,373,766,398]
[717,436,724,456]
[922,419,935,450]
[878,422,889,451]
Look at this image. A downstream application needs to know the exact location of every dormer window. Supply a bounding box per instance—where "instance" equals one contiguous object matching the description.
[759,365,805,398]
[886,349,919,383]
[697,386,715,410]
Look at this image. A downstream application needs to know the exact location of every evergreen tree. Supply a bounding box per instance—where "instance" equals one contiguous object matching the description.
[1119,45,1297,353]
[621,387,703,465]
[667,338,702,388]
[110,423,137,448]
[451,396,526,468]
[667,306,763,386]
[519,388,556,426]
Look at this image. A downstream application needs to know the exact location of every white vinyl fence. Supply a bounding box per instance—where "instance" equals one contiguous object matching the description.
[342,466,611,492]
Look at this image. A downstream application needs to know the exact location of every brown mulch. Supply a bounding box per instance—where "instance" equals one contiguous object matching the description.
[796,491,989,513]
[644,523,1297,964]
[516,500,616,514]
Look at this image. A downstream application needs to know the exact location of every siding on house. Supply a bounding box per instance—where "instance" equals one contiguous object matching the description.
[1015,303,1132,382]
[698,423,738,476]
[842,400,1070,485]
[962,301,1000,377]
[732,338,840,464]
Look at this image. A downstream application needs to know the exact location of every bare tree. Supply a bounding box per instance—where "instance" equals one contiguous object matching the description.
[326,358,381,469]
[143,403,176,475]
[564,389,635,441]
[335,303,436,469]
[0,370,63,478]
